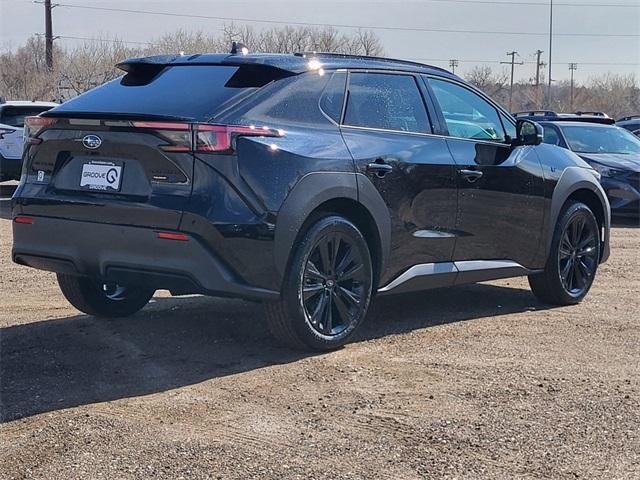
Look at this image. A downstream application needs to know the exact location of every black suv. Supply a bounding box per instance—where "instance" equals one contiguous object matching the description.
[515,111,640,217]
[12,53,610,350]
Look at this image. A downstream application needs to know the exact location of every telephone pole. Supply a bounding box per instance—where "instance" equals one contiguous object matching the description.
[534,49,545,87]
[44,0,54,70]
[449,59,459,74]
[501,51,524,112]
[547,0,554,106]
[569,63,578,111]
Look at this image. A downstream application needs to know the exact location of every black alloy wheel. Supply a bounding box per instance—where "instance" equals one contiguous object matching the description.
[302,231,368,336]
[558,213,599,297]
[528,201,601,305]
[265,215,373,351]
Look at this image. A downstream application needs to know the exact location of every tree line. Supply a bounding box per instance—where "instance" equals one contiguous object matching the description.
[1,27,637,119]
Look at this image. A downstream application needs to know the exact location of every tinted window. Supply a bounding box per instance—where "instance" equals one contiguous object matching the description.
[344,73,430,133]
[500,113,517,140]
[50,66,260,121]
[320,72,346,123]
[223,71,335,127]
[0,106,54,127]
[542,125,562,146]
[429,79,505,142]
[560,125,640,154]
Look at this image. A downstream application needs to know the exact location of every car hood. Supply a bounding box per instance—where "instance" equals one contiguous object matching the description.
[577,153,640,172]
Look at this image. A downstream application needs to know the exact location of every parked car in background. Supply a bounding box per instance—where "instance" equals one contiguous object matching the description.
[12,53,610,351]
[0,99,58,181]
[617,115,640,137]
[515,111,640,218]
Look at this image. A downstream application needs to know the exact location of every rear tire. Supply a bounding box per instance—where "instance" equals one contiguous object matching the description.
[529,201,600,305]
[57,273,155,317]
[265,215,374,351]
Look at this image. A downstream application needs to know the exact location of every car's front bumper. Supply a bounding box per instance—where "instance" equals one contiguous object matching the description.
[12,216,279,301]
[601,174,640,218]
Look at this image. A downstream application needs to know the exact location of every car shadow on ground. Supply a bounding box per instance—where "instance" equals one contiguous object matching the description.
[1,282,552,422]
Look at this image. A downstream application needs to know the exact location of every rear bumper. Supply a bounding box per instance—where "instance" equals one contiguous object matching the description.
[0,153,22,181]
[12,216,279,301]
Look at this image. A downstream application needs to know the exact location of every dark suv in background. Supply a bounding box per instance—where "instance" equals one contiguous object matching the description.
[515,111,640,217]
[12,53,610,350]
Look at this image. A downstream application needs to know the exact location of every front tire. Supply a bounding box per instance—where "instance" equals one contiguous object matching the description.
[265,215,374,351]
[529,201,600,305]
[57,273,155,317]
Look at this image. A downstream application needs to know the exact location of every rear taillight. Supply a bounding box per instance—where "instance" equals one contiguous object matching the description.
[24,116,58,137]
[14,216,34,225]
[131,122,284,154]
[157,231,189,241]
[0,127,15,139]
[194,124,283,153]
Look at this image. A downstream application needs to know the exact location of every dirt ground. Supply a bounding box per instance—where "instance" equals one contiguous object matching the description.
[0,213,639,479]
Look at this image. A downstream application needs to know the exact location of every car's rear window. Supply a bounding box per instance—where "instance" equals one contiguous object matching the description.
[1,106,54,127]
[49,65,266,121]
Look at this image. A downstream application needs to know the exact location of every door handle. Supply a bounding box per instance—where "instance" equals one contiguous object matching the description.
[458,169,483,182]
[367,161,393,177]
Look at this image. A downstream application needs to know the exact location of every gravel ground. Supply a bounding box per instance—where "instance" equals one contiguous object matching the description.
[0,216,638,479]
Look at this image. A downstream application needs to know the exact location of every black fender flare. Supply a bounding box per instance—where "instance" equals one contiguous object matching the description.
[546,166,611,262]
[274,171,391,281]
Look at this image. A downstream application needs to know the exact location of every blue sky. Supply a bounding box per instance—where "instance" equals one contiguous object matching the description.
[1,0,638,82]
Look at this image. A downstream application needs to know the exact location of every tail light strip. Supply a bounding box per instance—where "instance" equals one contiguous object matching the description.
[131,121,284,153]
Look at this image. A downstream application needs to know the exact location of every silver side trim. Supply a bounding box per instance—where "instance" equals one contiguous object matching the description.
[454,260,524,272]
[378,262,457,293]
[378,260,526,293]
[412,229,456,239]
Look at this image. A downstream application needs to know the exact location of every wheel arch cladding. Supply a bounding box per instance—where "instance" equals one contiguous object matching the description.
[274,172,391,286]
[549,167,611,263]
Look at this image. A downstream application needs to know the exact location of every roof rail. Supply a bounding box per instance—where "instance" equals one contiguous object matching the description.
[513,111,558,117]
[617,115,640,122]
[293,52,450,73]
[574,111,609,117]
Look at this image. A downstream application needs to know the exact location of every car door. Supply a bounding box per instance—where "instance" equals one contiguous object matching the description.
[425,77,546,270]
[340,71,458,289]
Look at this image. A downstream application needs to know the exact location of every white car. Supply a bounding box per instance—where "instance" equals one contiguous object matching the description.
[0,100,58,181]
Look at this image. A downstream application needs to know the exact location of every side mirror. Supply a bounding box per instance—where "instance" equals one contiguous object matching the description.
[513,119,543,146]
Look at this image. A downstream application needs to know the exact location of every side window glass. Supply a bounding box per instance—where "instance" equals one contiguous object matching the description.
[319,71,346,123]
[428,78,506,142]
[344,73,430,134]
[500,113,517,140]
[543,126,561,146]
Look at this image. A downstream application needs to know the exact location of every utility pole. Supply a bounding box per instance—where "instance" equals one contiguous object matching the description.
[569,63,578,111]
[449,59,459,74]
[534,49,545,87]
[547,0,554,107]
[44,0,54,70]
[501,51,524,112]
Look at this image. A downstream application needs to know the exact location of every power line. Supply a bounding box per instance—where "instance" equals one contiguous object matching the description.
[409,58,639,66]
[46,3,640,38]
[415,0,638,6]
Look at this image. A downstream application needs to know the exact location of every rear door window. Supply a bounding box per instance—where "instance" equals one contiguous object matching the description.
[0,106,54,127]
[343,73,430,134]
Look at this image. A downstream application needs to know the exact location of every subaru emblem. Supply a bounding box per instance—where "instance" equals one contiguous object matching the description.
[82,134,102,149]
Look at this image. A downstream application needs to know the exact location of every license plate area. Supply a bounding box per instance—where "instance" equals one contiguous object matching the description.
[80,161,123,192]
